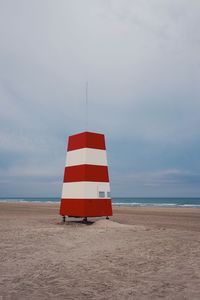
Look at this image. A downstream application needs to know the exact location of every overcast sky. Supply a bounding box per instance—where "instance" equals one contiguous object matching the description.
[0,0,200,197]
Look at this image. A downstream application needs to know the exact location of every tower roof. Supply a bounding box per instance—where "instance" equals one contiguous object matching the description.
[67,131,106,151]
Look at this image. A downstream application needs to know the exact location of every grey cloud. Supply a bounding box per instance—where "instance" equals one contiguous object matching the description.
[111,169,200,197]
[0,0,200,196]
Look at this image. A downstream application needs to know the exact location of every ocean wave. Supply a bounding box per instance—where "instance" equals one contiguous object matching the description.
[0,199,59,203]
[113,202,142,206]
[1,198,200,208]
[182,204,200,207]
[0,199,25,202]
[112,202,200,208]
[113,202,178,207]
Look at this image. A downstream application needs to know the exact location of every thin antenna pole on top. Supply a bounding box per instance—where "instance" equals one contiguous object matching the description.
[85,81,88,131]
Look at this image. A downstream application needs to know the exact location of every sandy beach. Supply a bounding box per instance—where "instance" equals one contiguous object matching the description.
[0,203,200,300]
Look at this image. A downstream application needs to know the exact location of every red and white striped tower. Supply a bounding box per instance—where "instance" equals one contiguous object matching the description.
[59,131,113,219]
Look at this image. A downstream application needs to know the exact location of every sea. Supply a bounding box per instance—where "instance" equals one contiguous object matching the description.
[0,197,200,208]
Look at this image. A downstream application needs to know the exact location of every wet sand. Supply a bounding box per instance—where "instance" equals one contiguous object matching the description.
[0,203,200,299]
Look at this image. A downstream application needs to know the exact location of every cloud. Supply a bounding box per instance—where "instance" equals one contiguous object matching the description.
[0,0,200,196]
[111,169,200,197]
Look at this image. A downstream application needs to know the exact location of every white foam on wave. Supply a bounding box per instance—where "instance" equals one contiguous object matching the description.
[113,202,177,207]
[113,202,141,206]
[182,204,200,207]
[113,202,200,208]
[0,199,25,203]
[0,199,59,204]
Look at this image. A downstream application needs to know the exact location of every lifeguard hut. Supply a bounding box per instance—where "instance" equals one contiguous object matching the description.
[59,131,113,222]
